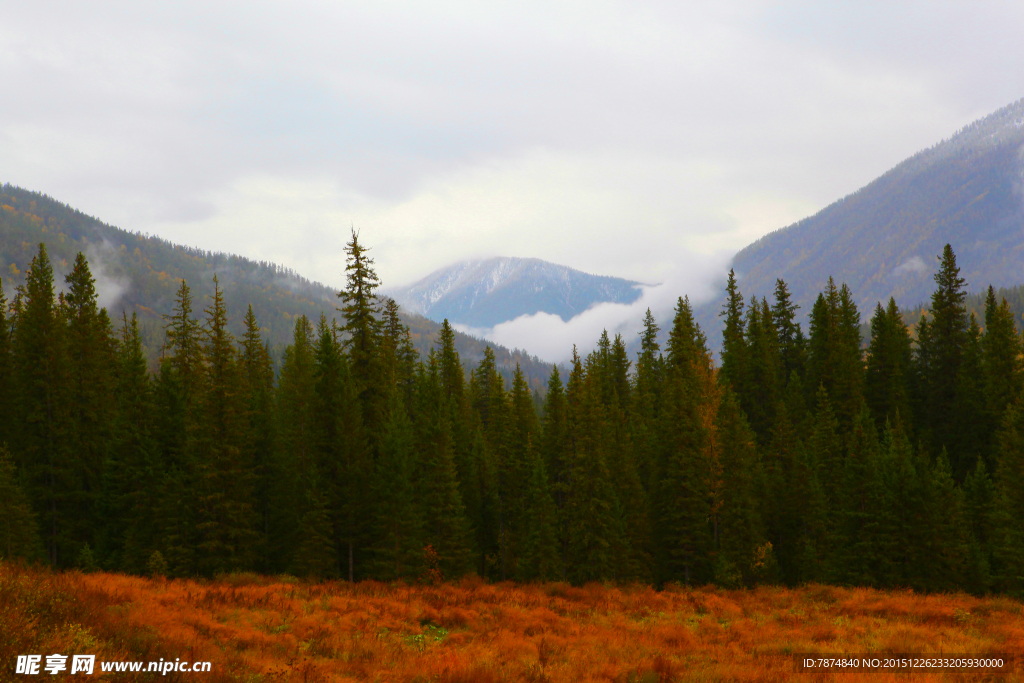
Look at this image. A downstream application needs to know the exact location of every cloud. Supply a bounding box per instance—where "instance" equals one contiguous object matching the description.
[892,256,927,277]
[84,241,132,312]
[453,247,733,363]
[3,0,1024,320]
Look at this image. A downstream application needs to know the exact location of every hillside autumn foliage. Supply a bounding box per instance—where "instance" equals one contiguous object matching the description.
[3,561,1022,682]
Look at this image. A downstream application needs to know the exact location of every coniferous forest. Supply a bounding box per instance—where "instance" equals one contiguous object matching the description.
[3,233,1024,597]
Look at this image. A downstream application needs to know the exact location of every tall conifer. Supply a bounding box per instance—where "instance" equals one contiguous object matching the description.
[13,244,72,565]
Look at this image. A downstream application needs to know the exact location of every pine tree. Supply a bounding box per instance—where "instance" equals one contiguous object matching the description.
[0,445,44,561]
[993,401,1024,592]
[0,278,12,450]
[565,370,620,584]
[240,305,276,572]
[652,304,711,586]
[63,253,117,567]
[771,278,806,386]
[807,279,863,432]
[314,314,368,581]
[865,298,912,433]
[713,387,764,586]
[517,439,561,581]
[105,313,159,573]
[369,391,423,581]
[468,346,503,579]
[194,276,257,575]
[13,243,72,565]
[917,244,969,472]
[271,316,318,572]
[163,279,204,403]
[963,459,996,593]
[338,229,384,444]
[632,308,663,491]
[982,287,1022,466]
[380,297,418,407]
[501,364,539,576]
[923,450,969,591]
[807,385,842,577]
[835,406,883,586]
[718,269,747,394]
[874,417,929,589]
[951,315,986,477]
[540,365,572,579]
[414,355,475,579]
[743,297,780,443]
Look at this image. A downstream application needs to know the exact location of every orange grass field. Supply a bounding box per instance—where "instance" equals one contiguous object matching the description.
[2,562,1022,682]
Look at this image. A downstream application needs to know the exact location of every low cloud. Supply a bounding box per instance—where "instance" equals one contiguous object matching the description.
[85,240,132,312]
[892,255,927,277]
[453,249,732,363]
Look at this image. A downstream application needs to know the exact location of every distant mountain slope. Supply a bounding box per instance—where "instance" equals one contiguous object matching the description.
[386,257,644,328]
[725,97,1024,322]
[0,184,557,392]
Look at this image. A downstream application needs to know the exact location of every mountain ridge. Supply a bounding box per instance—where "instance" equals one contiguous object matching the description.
[694,97,1024,342]
[386,256,645,328]
[0,184,559,392]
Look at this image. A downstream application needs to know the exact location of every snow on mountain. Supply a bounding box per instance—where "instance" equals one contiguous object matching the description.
[385,257,645,328]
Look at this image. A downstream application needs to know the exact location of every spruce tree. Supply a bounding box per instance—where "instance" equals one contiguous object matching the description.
[865,298,912,433]
[380,297,418,407]
[743,297,780,443]
[414,355,475,579]
[194,276,257,575]
[240,305,276,571]
[272,316,318,572]
[314,314,368,581]
[63,253,117,566]
[771,278,806,386]
[632,308,663,491]
[952,316,986,476]
[105,313,159,573]
[338,229,384,444]
[540,364,572,578]
[0,445,44,561]
[369,391,423,581]
[806,385,842,576]
[918,244,969,472]
[713,387,763,586]
[13,243,72,565]
[718,269,747,395]
[652,304,711,586]
[835,406,883,586]
[565,370,619,584]
[982,288,1022,466]
[993,401,1024,592]
[963,459,996,593]
[517,439,561,581]
[0,278,12,450]
[807,279,863,433]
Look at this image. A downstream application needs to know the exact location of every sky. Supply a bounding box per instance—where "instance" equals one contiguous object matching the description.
[3,1,1023,359]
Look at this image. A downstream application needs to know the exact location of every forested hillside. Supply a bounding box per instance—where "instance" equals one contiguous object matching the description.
[0,184,554,391]
[3,230,1024,598]
[723,97,1024,328]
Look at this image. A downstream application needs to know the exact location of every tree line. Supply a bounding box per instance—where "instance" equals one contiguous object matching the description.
[1,236,1023,595]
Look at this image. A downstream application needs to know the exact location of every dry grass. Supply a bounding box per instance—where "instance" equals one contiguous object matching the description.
[2,562,1022,682]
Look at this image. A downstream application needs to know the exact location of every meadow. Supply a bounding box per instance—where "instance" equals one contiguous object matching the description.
[1,561,1021,682]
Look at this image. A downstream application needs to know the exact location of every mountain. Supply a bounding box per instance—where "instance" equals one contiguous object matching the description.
[386,257,645,328]
[722,97,1024,325]
[0,184,558,392]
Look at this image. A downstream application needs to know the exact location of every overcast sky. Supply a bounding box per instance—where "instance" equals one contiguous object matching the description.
[3,0,1023,352]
